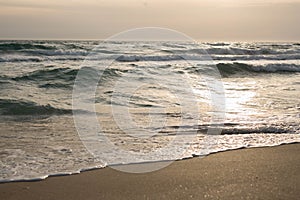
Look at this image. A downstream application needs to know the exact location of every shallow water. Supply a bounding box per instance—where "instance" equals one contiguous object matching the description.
[0,41,299,181]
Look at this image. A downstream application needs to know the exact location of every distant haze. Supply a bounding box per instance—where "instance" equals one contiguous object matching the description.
[0,0,300,41]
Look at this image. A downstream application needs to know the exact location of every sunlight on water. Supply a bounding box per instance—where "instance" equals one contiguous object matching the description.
[0,40,299,181]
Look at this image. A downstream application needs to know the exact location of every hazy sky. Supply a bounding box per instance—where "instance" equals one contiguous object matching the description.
[0,0,300,41]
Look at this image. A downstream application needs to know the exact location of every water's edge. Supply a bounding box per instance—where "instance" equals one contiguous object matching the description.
[1,140,298,184]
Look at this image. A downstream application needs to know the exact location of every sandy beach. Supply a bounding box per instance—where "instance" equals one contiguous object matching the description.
[0,143,299,200]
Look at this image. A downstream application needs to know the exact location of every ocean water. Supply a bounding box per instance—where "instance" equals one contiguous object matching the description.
[0,40,299,181]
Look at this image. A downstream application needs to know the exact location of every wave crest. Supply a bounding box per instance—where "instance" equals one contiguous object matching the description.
[215,63,300,77]
[0,99,73,115]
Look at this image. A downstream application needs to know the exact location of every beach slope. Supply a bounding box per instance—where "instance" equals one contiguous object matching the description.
[0,143,299,200]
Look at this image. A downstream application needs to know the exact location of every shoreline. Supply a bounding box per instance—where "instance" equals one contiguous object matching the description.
[1,143,299,199]
[0,142,298,184]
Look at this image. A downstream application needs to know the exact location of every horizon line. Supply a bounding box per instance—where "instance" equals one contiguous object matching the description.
[0,38,299,43]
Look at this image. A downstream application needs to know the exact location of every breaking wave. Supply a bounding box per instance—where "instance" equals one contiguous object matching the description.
[0,99,73,115]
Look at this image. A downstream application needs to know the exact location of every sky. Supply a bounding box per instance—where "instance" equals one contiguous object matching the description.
[0,0,300,41]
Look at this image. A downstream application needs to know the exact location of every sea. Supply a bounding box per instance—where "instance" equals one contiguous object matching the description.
[0,40,299,181]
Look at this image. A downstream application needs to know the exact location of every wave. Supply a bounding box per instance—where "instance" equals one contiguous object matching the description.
[204,42,231,47]
[0,41,89,63]
[116,54,183,62]
[11,67,77,89]
[8,62,298,87]
[1,41,299,63]
[115,53,300,63]
[0,99,73,115]
[0,56,88,63]
[215,63,300,77]
[162,44,300,55]
[0,56,45,63]
[0,42,57,51]
[22,49,88,57]
[9,66,130,89]
[3,54,300,63]
[220,126,289,135]
[206,47,300,55]
[13,67,77,81]
[5,62,300,88]
[211,54,300,61]
[159,123,295,134]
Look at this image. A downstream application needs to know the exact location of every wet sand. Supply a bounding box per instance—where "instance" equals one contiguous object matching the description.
[0,143,299,200]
